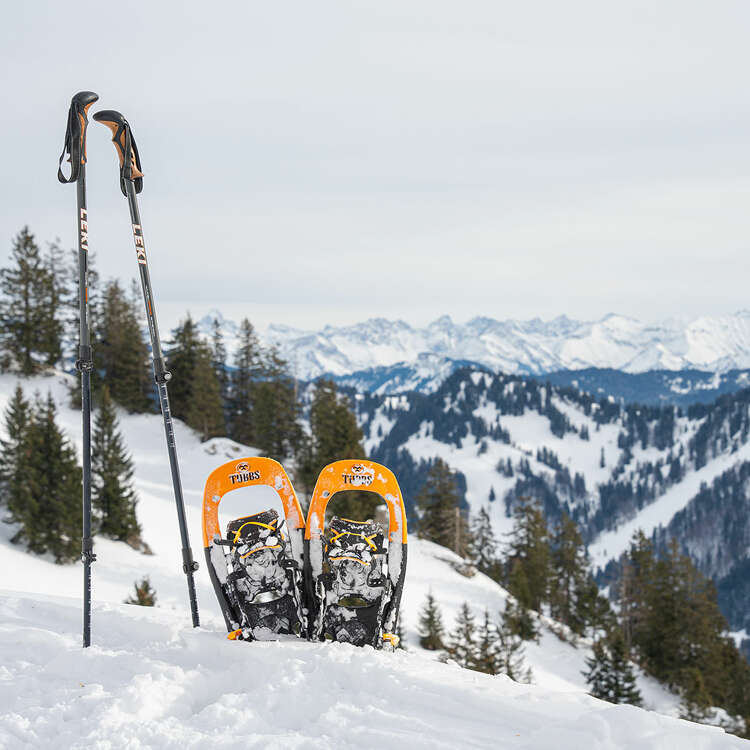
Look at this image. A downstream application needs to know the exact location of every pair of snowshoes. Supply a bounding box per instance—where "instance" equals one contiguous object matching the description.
[201,458,407,649]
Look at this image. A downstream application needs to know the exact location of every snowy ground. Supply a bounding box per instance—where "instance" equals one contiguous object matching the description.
[1,592,746,750]
[0,373,747,748]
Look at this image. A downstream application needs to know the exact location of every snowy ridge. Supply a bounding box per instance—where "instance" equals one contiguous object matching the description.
[199,310,750,382]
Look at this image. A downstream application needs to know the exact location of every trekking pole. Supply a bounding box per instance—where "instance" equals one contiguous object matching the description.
[58,90,99,648]
[93,109,200,628]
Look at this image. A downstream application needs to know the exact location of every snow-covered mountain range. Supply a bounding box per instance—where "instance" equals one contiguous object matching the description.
[199,310,750,391]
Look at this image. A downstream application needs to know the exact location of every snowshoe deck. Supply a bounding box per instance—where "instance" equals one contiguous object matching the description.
[202,458,305,641]
[304,461,408,649]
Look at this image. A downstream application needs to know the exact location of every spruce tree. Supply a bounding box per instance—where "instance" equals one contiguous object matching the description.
[497,602,529,681]
[505,497,550,612]
[472,609,502,674]
[618,531,750,718]
[125,577,157,606]
[92,385,141,544]
[584,631,642,706]
[252,348,302,462]
[549,513,589,633]
[0,227,59,374]
[300,379,372,518]
[185,342,225,440]
[210,315,229,406]
[418,590,446,650]
[445,601,477,668]
[95,279,151,412]
[416,458,469,554]
[168,315,224,440]
[504,576,540,642]
[470,505,502,581]
[38,240,66,368]
[9,393,82,562]
[229,318,262,445]
[0,385,34,518]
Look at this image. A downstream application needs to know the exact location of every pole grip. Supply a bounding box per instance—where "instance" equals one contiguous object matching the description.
[58,91,99,184]
[92,109,144,196]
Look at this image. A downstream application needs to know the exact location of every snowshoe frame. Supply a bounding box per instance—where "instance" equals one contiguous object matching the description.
[202,457,305,636]
[304,459,408,648]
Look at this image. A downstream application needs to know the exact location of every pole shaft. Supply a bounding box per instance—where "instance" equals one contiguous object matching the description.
[124,182,200,628]
[77,168,94,648]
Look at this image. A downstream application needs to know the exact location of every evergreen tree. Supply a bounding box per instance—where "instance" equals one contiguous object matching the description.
[125,577,156,606]
[229,318,262,445]
[168,315,224,440]
[470,505,502,581]
[185,342,225,440]
[504,581,540,641]
[418,590,446,650]
[252,348,302,462]
[549,513,589,633]
[299,379,371,518]
[505,498,550,613]
[0,227,59,374]
[584,630,642,706]
[497,601,530,681]
[0,386,33,517]
[92,385,141,544]
[38,240,67,368]
[95,279,151,412]
[7,393,82,562]
[472,609,502,674]
[619,530,750,719]
[576,575,616,639]
[210,315,229,405]
[416,459,469,554]
[445,601,477,669]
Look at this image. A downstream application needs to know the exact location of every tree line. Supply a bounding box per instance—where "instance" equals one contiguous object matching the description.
[0,227,374,563]
[414,458,750,732]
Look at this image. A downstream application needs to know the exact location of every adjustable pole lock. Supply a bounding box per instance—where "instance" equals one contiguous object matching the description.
[81,538,97,565]
[182,547,199,574]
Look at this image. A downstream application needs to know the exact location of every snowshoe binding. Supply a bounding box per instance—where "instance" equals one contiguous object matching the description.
[304,460,408,649]
[202,458,306,641]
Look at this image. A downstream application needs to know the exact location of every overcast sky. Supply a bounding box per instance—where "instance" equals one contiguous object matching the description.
[2,1,750,332]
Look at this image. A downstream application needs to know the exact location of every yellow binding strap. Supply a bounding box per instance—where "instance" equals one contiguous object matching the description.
[382,633,400,648]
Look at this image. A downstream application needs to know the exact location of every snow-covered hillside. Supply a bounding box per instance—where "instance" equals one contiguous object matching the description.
[199,310,750,381]
[359,368,750,635]
[1,373,740,748]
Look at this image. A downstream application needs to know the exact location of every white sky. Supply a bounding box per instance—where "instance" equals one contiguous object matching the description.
[2,1,750,332]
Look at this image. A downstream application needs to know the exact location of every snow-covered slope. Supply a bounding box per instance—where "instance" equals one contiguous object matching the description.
[198,310,750,381]
[2,588,745,750]
[1,372,738,748]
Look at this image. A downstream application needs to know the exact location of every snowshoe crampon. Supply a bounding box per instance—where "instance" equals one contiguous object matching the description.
[304,460,407,649]
[202,458,305,641]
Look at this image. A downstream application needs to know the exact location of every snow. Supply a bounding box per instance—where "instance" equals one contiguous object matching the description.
[3,593,745,750]
[252,311,750,381]
[589,438,750,570]
[0,372,747,748]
